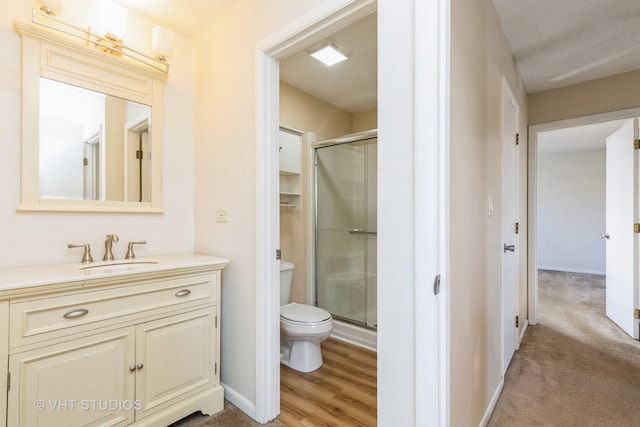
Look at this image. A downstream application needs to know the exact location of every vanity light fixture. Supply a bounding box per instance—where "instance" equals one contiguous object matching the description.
[30,5,169,74]
[152,26,176,62]
[38,0,61,16]
[91,0,128,57]
[309,42,349,66]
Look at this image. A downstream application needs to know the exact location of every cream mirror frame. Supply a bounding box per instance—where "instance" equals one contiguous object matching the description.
[14,21,167,213]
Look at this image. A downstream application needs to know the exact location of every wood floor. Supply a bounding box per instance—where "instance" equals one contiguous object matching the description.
[279,338,377,426]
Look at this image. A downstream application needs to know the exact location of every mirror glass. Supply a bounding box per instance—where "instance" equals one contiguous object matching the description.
[39,78,152,203]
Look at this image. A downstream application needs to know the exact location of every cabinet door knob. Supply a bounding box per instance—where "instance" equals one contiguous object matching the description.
[129,365,136,372]
[137,363,144,370]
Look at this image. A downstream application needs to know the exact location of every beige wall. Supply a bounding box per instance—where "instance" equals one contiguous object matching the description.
[280,82,352,138]
[450,0,529,424]
[352,107,377,132]
[279,82,352,304]
[529,69,640,124]
[105,97,126,201]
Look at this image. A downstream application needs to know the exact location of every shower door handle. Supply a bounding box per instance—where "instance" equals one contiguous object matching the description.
[316,227,378,234]
[349,229,377,235]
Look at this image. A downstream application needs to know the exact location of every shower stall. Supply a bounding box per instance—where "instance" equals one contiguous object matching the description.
[313,130,377,330]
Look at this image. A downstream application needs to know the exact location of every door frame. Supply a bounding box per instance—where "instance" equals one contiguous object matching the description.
[254,0,376,422]
[254,0,450,424]
[528,106,640,325]
[501,77,519,374]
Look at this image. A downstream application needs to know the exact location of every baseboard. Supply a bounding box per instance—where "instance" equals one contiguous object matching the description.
[330,319,377,351]
[479,377,504,427]
[517,319,529,349]
[538,266,605,276]
[221,383,256,420]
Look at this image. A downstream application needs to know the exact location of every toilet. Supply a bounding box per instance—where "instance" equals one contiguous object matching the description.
[280,261,333,372]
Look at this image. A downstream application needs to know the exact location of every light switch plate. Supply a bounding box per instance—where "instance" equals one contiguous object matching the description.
[215,208,228,222]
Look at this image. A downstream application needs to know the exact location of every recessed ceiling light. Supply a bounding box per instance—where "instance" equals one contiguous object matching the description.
[310,42,348,66]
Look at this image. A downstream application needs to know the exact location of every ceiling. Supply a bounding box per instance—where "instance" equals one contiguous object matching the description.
[538,120,625,154]
[493,0,640,93]
[279,13,377,114]
[113,1,640,105]
[115,0,233,37]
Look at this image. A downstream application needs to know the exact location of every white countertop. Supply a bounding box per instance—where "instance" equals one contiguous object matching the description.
[0,254,230,292]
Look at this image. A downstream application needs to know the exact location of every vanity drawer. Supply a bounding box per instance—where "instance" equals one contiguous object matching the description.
[9,272,217,348]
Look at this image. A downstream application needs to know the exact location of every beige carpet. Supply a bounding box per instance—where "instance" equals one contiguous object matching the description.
[169,401,284,427]
[488,270,640,426]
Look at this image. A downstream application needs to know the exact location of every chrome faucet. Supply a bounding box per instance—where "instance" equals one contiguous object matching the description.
[103,234,120,261]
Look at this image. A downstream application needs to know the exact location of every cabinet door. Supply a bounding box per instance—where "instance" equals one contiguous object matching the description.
[279,129,302,174]
[134,307,216,419]
[7,328,135,427]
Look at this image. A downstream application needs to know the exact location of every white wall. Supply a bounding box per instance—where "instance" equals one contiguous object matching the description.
[537,148,606,274]
[192,0,351,412]
[0,0,195,268]
[450,0,529,424]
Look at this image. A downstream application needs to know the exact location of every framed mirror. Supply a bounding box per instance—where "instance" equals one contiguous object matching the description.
[15,21,167,213]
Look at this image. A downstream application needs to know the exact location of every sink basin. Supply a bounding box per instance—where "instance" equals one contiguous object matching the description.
[79,261,158,273]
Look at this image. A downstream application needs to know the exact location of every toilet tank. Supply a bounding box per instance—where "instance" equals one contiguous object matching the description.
[280,261,295,306]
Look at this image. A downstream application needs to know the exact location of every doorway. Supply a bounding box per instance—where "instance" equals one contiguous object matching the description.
[254,0,449,423]
[528,107,640,333]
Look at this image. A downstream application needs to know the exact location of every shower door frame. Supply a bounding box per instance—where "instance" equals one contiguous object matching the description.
[310,130,378,329]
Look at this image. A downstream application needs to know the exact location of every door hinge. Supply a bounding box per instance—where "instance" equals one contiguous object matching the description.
[215,315,218,328]
[635,224,640,234]
[515,133,519,146]
[515,222,519,234]
[433,274,441,296]
[515,315,519,328]
[214,363,218,375]
[635,139,640,150]
[634,309,640,320]
[276,249,281,260]
[6,372,10,392]
[136,150,144,160]
[83,157,88,166]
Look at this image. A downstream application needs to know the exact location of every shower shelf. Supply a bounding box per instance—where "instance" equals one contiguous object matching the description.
[279,173,301,210]
[278,128,302,210]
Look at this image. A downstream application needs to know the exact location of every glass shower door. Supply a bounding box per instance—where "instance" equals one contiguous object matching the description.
[315,137,377,328]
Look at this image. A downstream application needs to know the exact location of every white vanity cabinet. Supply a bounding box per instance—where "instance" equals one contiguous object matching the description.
[0,255,229,427]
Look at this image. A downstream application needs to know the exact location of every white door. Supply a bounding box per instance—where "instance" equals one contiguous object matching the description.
[502,81,519,373]
[605,118,639,339]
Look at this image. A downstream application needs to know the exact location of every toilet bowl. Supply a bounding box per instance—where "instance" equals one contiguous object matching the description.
[280,261,333,372]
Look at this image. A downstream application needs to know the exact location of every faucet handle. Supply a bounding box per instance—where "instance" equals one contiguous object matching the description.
[68,244,94,264]
[125,241,147,260]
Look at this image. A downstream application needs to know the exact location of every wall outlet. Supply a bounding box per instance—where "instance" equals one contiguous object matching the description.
[215,208,228,222]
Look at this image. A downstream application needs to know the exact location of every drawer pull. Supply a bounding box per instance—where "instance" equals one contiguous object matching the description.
[175,289,191,297]
[63,308,89,319]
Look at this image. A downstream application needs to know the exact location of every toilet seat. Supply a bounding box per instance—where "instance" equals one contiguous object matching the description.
[280,302,331,324]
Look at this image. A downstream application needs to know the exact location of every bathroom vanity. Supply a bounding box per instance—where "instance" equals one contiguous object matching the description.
[0,254,229,427]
